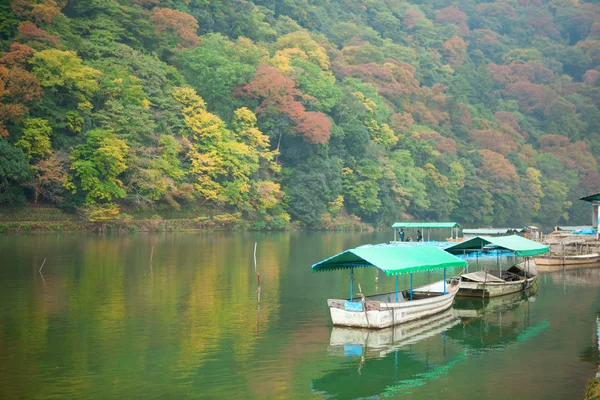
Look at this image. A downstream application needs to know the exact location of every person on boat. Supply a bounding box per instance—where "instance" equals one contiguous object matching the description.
[417,230,423,242]
[399,229,405,242]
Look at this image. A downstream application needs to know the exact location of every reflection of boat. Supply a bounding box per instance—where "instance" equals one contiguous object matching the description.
[548,268,600,287]
[313,310,466,399]
[328,308,460,358]
[533,253,600,272]
[452,287,537,318]
[312,245,466,328]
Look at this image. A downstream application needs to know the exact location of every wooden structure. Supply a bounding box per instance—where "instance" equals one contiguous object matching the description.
[391,221,460,242]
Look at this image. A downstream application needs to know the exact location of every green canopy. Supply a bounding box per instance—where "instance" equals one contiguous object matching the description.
[312,245,467,275]
[392,222,460,229]
[445,235,549,257]
[580,192,600,202]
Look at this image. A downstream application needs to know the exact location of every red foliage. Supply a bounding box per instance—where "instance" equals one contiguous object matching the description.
[470,129,518,155]
[583,69,599,85]
[495,111,522,132]
[471,29,500,47]
[0,65,42,137]
[333,61,420,102]
[150,7,200,49]
[0,43,36,67]
[527,15,559,37]
[435,6,469,36]
[478,149,519,193]
[16,22,59,46]
[240,64,331,144]
[539,135,600,190]
[488,62,554,85]
[414,130,457,156]
[391,112,414,133]
[502,82,559,116]
[11,0,64,25]
[443,37,468,66]
[404,9,423,30]
[292,111,332,144]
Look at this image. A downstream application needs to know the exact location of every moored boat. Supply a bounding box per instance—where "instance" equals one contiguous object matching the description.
[312,245,467,329]
[444,235,547,298]
[533,253,600,272]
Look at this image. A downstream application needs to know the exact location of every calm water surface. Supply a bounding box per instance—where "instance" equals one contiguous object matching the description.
[1,232,599,399]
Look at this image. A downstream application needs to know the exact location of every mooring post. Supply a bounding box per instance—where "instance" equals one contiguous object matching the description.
[409,273,413,300]
[395,274,399,302]
[350,267,354,301]
[443,268,447,294]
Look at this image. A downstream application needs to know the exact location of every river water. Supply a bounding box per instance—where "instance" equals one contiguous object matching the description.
[0,232,599,399]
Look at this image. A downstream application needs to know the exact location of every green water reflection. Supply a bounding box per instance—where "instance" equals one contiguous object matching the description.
[0,232,599,399]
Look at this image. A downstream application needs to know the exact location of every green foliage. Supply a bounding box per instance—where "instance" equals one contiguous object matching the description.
[0,0,597,229]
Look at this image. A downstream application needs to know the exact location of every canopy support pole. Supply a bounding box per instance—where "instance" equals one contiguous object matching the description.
[395,275,399,302]
[409,273,413,300]
[350,267,354,301]
[394,228,397,242]
[443,268,447,294]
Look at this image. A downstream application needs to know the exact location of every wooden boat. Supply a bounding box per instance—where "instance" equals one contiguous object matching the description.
[312,245,467,329]
[457,266,538,298]
[327,280,460,329]
[533,253,600,272]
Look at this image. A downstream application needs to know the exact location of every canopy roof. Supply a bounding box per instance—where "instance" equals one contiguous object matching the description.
[580,192,600,203]
[445,235,549,257]
[392,222,460,229]
[462,228,523,235]
[312,245,467,275]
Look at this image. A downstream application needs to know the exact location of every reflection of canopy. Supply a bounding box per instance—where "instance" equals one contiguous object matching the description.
[445,235,549,257]
[312,245,467,275]
[392,222,459,229]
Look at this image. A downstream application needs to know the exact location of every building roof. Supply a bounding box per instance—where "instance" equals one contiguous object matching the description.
[445,235,549,257]
[392,222,460,229]
[580,192,600,202]
[462,228,524,235]
[312,245,467,275]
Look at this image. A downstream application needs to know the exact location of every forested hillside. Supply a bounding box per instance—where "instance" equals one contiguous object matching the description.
[1,0,599,229]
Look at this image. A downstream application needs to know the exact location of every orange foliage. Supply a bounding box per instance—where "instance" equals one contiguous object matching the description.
[150,7,200,49]
[0,43,36,67]
[11,0,64,25]
[414,130,457,156]
[478,149,519,193]
[470,129,518,155]
[241,64,331,144]
[527,15,559,37]
[488,62,554,85]
[443,37,468,66]
[391,112,414,133]
[404,9,423,30]
[435,6,469,36]
[503,82,559,116]
[495,111,521,131]
[539,135,600,190]
[16,22,59,46]
[333,61,420,102]
[583,69,599,84]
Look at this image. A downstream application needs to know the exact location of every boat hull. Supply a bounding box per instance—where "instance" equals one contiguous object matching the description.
[327,282,459,329]
[457,276,537,298]
[533,254,600,272]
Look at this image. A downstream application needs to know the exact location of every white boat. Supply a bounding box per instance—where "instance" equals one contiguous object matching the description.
[327,280,460,329]
[533,253,600,272]
[312,244,467,329]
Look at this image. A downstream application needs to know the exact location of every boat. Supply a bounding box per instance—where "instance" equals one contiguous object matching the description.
[533,253,600,272]
[312,245,467,329]
[457,265,537,298]
[444,235,548,298]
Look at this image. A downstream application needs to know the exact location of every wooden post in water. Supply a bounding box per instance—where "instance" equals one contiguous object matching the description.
[150,246,154,264]
[409,273,413,300]
[395,275,399,302]
[350,267,354,301]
